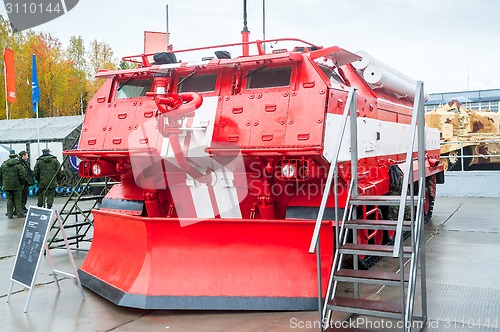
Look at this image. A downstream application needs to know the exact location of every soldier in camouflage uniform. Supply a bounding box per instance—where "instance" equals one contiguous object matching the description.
[34,148,61,209]
[0,154,28,218]
[387,164,412,221]
[18,151,34,213]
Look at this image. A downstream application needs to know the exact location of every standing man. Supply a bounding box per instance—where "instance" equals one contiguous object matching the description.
[0,153,28,218]
[18,151,34,213]
[34,148,61,209]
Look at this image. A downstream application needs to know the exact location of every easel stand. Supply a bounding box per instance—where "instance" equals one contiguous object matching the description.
[6,208,85,312]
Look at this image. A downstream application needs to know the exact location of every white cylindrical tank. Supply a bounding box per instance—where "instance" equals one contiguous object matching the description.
[354,51,428,101]
[363,65,419,100]
[351,51,373,70]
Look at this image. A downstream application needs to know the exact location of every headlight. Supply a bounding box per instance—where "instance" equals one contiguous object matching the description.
[92,164,101,176]
[282,164,296,179]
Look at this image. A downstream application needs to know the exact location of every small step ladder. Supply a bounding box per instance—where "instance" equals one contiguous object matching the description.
[47,177,114,250]
[309,83,428,331]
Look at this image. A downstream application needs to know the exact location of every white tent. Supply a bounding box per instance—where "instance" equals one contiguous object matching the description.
[0,144,14,166]
[0,115,83,169]
[0,116,83,189]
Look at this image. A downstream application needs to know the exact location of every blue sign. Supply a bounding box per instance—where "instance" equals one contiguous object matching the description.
[68,142,80,172]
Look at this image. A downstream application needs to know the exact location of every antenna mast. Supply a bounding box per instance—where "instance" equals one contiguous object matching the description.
[241,0,250,56]
[262,0,266,53]
[166,3,171,51]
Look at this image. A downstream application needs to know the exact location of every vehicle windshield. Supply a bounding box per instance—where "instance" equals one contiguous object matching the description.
[116,79,153,99]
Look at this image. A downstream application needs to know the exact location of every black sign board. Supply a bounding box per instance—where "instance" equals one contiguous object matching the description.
[11,207,53,288]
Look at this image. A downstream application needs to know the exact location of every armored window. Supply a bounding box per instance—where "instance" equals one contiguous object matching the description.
[246,67,292,89]
[116,79,153,99]
[178,73,217,93]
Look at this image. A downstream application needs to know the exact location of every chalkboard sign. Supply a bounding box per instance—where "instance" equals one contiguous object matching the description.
[11,207,53,288]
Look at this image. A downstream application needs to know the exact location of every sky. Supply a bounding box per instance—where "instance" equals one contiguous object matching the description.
[1,0,500,94]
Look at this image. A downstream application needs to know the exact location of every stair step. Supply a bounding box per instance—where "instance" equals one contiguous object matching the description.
[50,234,86,243]
[346,219,412,231]
[59,222,92,229]
[49,241,91,249]
[87,181,118,187]
[334,269,409,286]
[60,209,92,215]
[350,195,418,206]
[70,195,104,201]
[339,243,412,258]
[327,296,402,319]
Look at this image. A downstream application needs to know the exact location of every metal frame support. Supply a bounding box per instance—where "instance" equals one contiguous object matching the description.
[349,88,359,300]
[416,81,428,322]
[393,82,423,257]
[50,210,86,299]
[6,209,84,313]
[404,81,428,330]
[308,88,356,332]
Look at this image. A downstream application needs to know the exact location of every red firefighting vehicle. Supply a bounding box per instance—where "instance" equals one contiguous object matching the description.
[66,37,443,310]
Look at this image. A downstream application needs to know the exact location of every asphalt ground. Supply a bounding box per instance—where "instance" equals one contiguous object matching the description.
[0,195,499,332]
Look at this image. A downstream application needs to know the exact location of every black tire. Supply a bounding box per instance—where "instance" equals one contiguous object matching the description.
[423,175,436,223]
[448,146,472,171]
[424,188,435,223]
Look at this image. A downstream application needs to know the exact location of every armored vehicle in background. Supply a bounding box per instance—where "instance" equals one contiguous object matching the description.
[425,100,500,170]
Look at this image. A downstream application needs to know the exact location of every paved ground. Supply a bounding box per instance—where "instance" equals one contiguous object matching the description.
[0,196,499,331]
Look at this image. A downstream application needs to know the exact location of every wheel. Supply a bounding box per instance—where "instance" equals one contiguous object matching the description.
[441,156,451,171]
[385,229,395,242]
[446,150,461,171]
[446,147,472,171]
[423,179,436,223]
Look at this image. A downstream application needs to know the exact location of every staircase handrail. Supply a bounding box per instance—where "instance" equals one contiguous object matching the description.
[392,81,425,257]
[309,87,356,253]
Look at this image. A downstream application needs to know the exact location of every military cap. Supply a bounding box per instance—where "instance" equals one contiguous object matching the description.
[18,150,27,156]
[42,148,51,153]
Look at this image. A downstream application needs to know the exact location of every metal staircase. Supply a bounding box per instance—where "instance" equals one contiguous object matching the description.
[309,82,428,331]
[47,177,113,250]
[37,137,115,250]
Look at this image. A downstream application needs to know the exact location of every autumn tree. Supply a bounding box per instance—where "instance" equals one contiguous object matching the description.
[87,39,117,96]
[1,15,119,119]
[67,36,87,114]
[119,60,136,70]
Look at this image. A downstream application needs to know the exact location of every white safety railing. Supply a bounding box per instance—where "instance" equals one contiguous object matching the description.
[439,139,500,171]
